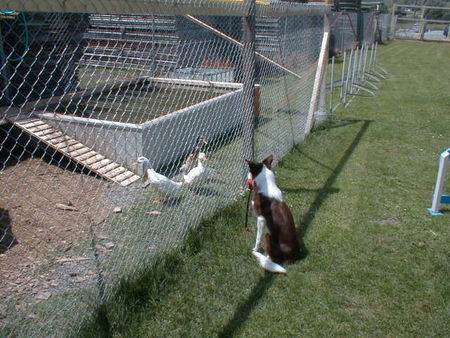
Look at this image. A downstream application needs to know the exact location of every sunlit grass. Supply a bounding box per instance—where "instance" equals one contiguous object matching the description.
[81,41,450,337]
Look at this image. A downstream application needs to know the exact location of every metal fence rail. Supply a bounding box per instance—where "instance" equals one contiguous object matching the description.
[390,4,450,42]
[0,1,386,336]
[327,42,387,114]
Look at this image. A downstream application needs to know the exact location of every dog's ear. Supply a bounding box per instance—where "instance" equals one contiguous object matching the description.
[245,159,256,168]
[262,154,274,169]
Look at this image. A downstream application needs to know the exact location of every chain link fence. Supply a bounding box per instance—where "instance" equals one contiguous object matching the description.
[1,1,331,336]
[329,11,391,56]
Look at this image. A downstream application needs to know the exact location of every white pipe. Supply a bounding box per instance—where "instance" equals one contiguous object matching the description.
[429,148,450,215]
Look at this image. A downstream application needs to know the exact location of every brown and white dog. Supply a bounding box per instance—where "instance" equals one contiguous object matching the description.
[246,155,301,273]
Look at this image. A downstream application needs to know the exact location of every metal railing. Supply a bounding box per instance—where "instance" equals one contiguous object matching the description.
[390,4,450,42]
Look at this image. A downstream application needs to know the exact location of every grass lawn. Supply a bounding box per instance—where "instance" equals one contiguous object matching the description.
[82,41,449,337]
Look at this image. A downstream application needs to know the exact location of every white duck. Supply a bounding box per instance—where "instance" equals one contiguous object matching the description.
[180,137,208,175]
[183,152,211,186]
[136,157,183,202]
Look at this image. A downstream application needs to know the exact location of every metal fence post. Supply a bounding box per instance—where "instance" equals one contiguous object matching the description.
[329,56,335,112]
[343,48,353,104]
[428,148,450,215]
[242,0,257,161]
[0,25,11,105]
[340,50,346,102]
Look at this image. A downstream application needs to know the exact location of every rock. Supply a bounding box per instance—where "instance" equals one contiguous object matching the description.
[55,203,78,212]
[94,245,104,251]
[113,207,122,213]
[417,241,425,248]
[146,211,162,216]
[50,281,59,287]
[96,233,109,240]
[104,242,115,250]
[27,313,38,320]
[74,277,86,283]
[35,292,51,300]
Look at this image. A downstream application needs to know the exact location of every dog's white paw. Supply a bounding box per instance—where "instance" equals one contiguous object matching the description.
[252,251,287,273]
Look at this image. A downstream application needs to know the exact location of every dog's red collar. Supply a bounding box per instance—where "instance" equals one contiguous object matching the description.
[246,178,255,190]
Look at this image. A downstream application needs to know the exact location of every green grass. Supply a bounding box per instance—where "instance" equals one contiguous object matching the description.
[80,41,450,337]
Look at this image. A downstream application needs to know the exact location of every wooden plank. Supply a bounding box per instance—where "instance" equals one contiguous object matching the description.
[53,140,78,149]
[47,135,73,144]
[59,143,85,153]
[68,147,92,157]
[40,132,66,141]
[35,128,61,137]
[74,151,98,161]
[28,124,53,133]
[120,175,141,187]
[102,166,127,178]
[114,171,135,183]
[18,120,46,129]
[84,155,106,166]
[89,159,112,170]
[15,117,40,123]
[96,162,120,174]
[12,117,140,186]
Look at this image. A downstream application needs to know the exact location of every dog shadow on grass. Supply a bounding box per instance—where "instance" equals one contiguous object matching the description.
[217,120,372,337]
[0,208,18,254]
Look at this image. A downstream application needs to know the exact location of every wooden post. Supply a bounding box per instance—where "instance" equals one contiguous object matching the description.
[390,4,397,39]
[419,6,426,40]
[242,0,256,161]
[305,15,330,135]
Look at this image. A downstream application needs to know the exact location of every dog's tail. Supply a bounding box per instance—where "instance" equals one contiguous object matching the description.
[252,251,287,274]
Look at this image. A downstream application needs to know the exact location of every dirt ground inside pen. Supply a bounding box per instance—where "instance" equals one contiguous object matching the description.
[0,156,114,320]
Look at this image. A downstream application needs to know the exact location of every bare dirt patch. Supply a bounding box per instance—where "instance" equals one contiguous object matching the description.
[0,155,114,323]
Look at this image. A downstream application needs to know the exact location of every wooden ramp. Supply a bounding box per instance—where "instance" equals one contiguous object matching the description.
[14,117,140,186]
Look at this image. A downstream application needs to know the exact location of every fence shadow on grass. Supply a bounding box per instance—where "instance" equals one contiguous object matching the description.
[78,251,186,338]
[77,118,372,337]
[218,273,275,338]
[77,204,242,337]
[298,119,372,235]
[217,119,372,337]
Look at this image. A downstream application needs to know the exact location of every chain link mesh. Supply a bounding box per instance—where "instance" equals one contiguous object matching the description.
[0,2,386,336]
[329,12,389,56]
